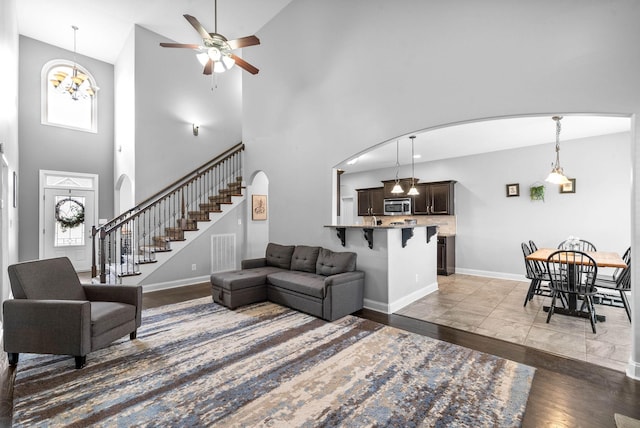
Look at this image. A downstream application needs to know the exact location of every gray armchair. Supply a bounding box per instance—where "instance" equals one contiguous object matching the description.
[3,257,142,369]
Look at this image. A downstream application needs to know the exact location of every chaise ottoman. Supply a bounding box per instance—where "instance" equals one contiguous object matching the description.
[210,266,281,309]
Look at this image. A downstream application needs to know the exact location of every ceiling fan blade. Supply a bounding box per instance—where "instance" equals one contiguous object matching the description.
[203,59,213,75]
[160,43,201,49]
[230,54,259,75]
[227,35,260,50]
[184,14,211,40]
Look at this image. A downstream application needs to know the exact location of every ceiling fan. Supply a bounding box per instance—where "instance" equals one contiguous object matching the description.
[160,0,260,75]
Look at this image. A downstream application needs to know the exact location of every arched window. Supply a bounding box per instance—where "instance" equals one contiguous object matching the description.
[41,60,98,133]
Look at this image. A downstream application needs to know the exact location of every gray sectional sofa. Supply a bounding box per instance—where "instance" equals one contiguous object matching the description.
[210,243,365,321]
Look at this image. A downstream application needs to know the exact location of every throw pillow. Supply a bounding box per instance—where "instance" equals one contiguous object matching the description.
[290,246,321,273]
[316,248,357,276]
[265,243,295,270]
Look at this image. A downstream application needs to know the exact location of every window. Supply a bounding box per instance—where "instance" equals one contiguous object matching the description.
[41,60,98,133]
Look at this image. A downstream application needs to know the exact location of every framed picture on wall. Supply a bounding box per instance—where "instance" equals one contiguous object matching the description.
[560,178,576,194]
[506,183,520,197]
[252,195,267,220]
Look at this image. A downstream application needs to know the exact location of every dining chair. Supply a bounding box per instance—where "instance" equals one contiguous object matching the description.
[594,247,631,322]
[557,239,597,252]
[546,250,599,333]
[522,242,552,307]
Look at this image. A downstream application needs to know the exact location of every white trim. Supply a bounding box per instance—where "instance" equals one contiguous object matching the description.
[364,281,439,314]
[141,275,212,293]
[38,170,99,260]
[627,358,640,380]
[455,267,527,282]
[41,59,98,133]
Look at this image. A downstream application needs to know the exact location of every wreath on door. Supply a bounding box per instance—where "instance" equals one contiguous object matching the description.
[55,198,85,231]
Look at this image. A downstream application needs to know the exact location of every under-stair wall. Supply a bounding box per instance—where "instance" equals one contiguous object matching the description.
[131,197,246,291]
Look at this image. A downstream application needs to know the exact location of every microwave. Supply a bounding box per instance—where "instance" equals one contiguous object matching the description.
[383,198,412,216]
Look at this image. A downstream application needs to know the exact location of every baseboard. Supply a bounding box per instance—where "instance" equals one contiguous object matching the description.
[626,358,640,380]
[363,281,438,314]
[388,282,439,313]
[455,268,526,282]
[142,275,211,293]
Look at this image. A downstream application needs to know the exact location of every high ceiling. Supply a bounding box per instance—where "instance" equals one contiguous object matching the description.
[16,0,294,64]
[338,115,631,174]
[15,3,631,175]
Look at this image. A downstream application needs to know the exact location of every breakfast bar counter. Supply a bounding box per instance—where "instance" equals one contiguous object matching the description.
[323,224,439,314]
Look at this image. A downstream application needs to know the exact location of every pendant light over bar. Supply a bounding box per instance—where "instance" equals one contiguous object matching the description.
[391,140,404,194]
[545,116,571,185]
[407,135,419,196]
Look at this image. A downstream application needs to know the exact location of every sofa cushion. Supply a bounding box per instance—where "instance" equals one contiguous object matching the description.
[91,301,136,337]
[316,248,357,276]
[267,271,326,299]
[290,246,321,273]
[211,267,283,291]
[265,243,296,270]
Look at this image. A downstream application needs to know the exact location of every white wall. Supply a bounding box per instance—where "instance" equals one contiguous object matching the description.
[132,26,243,203]
[0,0,20,312]
[243,0,640,378]
[342,132,631,278]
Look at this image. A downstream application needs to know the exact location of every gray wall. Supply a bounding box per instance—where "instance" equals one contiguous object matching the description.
[243,0,640,375]
[131,26,243,203]
[341,132,631,278]
[0,0,20,308]
[18,36,114,262]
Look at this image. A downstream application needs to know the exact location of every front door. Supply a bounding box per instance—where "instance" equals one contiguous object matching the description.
[40,171,98,272]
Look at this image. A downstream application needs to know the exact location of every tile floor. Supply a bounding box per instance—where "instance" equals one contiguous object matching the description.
[396,274,632,372]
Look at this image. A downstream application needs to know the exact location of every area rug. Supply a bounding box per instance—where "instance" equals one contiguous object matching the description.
[12,298,535,427]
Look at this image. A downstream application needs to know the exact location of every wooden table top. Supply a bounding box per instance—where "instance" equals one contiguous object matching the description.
[527,248,627,268]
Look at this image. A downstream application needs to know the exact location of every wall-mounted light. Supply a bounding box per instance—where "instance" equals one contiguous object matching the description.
[192,124,199,136]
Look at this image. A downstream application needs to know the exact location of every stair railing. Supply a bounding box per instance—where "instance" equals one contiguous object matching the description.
[91,143,244,283]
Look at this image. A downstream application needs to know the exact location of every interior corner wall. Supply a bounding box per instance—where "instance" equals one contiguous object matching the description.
[132,25,243,203]
[114,27,136,214]
[243,0,640,375]
[0,0,20,308]
[245,171,269,259]
[17,36,114,262]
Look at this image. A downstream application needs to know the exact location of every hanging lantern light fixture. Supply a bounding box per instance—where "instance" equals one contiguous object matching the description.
[545,116,571,185]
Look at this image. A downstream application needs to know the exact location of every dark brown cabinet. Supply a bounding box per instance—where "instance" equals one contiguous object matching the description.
[437,235,456,275]
[412,180,456,215]
[357,187,384,216]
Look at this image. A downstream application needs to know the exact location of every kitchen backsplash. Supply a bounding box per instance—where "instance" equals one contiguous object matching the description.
[378,215,456,235]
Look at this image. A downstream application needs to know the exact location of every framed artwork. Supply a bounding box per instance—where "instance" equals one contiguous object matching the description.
[252,194,267,220]
[506,183,520,197]
[560,178,576,194]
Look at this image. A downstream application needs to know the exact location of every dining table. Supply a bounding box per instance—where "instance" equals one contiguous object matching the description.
[526,247,627,322]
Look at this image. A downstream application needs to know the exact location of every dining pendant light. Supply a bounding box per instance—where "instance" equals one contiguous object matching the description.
[545,116,571,185]
[407,135,419,196]
[391,140,404,194]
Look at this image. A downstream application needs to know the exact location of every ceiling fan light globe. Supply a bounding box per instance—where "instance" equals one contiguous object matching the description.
[221,54,235,70]
[196,52,209,66]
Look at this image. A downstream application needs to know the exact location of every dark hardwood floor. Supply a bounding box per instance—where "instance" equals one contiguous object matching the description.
[1,283,638,427]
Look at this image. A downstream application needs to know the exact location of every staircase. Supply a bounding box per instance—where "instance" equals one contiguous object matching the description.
[91,143,244,284]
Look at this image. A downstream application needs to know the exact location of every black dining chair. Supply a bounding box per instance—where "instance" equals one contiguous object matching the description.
[594,247,631,322]
[546,250,599,333]
[522,242,552,307]
[557,239,597,252]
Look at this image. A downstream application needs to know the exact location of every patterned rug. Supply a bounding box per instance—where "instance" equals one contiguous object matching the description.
[13,298,535,427]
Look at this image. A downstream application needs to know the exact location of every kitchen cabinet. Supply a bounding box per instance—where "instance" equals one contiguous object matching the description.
[412,180,456,215]
[356,187,384,216]
[437,235,456,275]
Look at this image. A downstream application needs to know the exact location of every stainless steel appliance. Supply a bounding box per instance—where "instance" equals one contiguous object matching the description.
[383,198,411,216]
